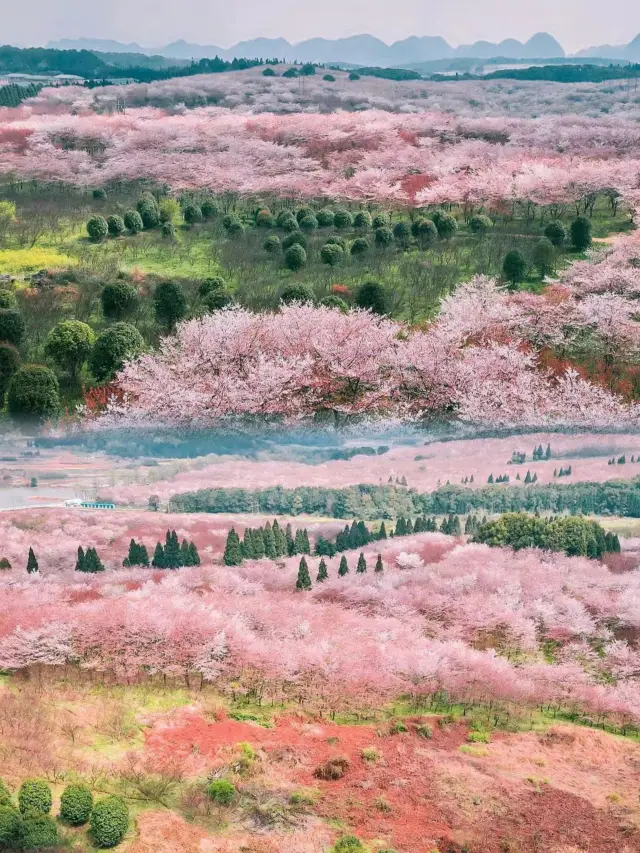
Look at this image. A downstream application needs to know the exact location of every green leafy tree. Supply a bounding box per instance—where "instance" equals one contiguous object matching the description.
[356,552,367,573]
[502,250,527,285]
[284,244,307,271]
[0,290,16,309]
[393,220,411,245]
[158,198,181,224]
[299,214,319,231]
[411,218,438,246]
[201,199,220,219]
[152,542,165,568]
[18,780,51,814]
[136,192,160,229]
[433,211,457,239]
[571,216,592,251]
[255,208,275,227]
[222,214,244,234]
[123,210,143,234]
[469,214,493,235]
[106,214,125,237]
[263,522,277,558]
[90,796,129,848]
[45,320,94,378]
[355,281,390,315]
[532,237,556,278]
[0,308,25,346]
[0,805,20,848]
[316,208,335,227]
[0,342,19,404]
[262,67,276,77]
[280,282,314,303]
[300,63,316,76]
[374,226,394,247]
[183,203,203,226]
[207,779,236,804]
[349,71,360,80]
[544,220,567,248]
[75,546,86,572]
[320,295,349,311]
[282,231,307,251]
[60,783,93,826]
[8,365,59,421]
[21,810,59,848]
[353,211,372,228]
[296,556,312,590]
[320,243,344,265]
[90,323,144,382]
[154,280,188,331]
[87,215,109,241]
[224,528,242,566]
[333,209,353,229]
[350,236,370,255]
[264,234,281,253]
[317,557,328,582]
[101,282,139,320]
[338,555,349,576]
[323,74,335,82]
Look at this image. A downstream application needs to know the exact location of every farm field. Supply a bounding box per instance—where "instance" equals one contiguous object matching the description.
[0,51,640,853]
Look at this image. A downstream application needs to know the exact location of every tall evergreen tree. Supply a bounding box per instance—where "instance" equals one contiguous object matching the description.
[378,521,388,539]
[252,527,266,559]
[241,528,253,559]
[272,519,286,556]
[356,552,367,573]
[223,528,242,566]
[286,524,295,556]
[26,547,38,574]
[545,443,551,459]
[317,557,328,582]
[301,528,311,555]
[188,541,200,566]
[263,521,277,558]
[76,546,86,572]
[405,518,414,535]
[295,556,312,591]
[395,517,407,536]
[152,542,165,568]
[375,553,383,573]
[180,539,190,566]
[84,547,105,573]
[294,528,307,555]
[338,555,349,576]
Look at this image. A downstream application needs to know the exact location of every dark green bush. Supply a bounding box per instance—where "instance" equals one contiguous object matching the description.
[544,220,567,247]
[0,805,20,847]
[154,280,188,330]
[0,308,25,346]
[262,67,276,77]
[45,320,94,377]
[256,209,275,228]
[348,72,360,80]
[353,211,371,228]
[92,188,107,200]
[503,249,527,285]
[316,208,335,227]
[374,226,394,247]
[0,779,12,807]
[136,193,159,229]
[284,244,307,271]
[320,243,344,265]
[571,216,592,251]
[222,214,244,235]
[162,222,177,239]
[325,235,346,250]
[21,809,59,848]
[123,210,143,234]
[350,237,370,255]
[298,214,318,231]
[183,204,203,225]
[198,276,226,297]
[277,209,296,228]
[0,289,16,309]
[264,234,281,253]
[333,209,353,229]
[372,212,390,229]
[282,231,307,251]
[206,779,237,805]
[90,796,129,848]
[323,74,336,82]
[355,281,390,315]
[201,199,220,219]
[320,295,348,311]
[101,281,139,320]
[392,221,411,243]
[280,283,314,303]
[433,211,458,239]
[90,323,144,382]
[106,215,125,237]
[8,366,60,422]
[18,780,52,815]
[87,215,109,241]
[469,214,493,235]
[60,783,93,826]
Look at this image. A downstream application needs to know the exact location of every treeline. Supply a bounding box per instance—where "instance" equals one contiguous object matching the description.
[110,56,265,83]
[0,82,41,107]
[169,477,640,520]
[473,513,620,558]
[483,63,640,84]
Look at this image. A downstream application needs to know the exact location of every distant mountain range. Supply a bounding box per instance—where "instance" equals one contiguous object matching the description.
[46,32,640,67]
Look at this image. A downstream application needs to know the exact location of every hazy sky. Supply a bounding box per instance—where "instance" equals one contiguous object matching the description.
[5,0,640,52]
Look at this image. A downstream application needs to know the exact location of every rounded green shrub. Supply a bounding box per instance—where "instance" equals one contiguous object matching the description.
[355,281,390,315]
[571,216,592,251]
[18,780,52,815]
[348,72,360,81]
[101,282,139,320]
[0,308,25,346]
[199,275,226,297]
[283,68,298,78]
[90,796,129,848]
[201,199,220,219]
[284,244,307,271]
[262,67,276,77]
[0,342,18,402]
[203,290,233,311]
[0,289,16,309]
[0,779,12,807]
[350,236,370,255]
[162,222,177,240]
[106,215,125,237]
[264,234,281,253]
[374,226,394,247]
[316,208,335,227]
[296,207,315,224]
[320,243,344,265]
[45,320,94,377]
[154,280,188,330]
[282,231,307,251]
[123,210,143,234]
[334,835,363,853]
[372,212,390,229]
[544,220,567,248]
[393,221,411,244]
[60,783,93,826]
[277,209,296,228]
[256,208,275,228]
[469,214,493,235]
[353,211,371,228]
[206,779,236,805]
[280,283,314,304]
[87,215,109,242]
[0,805,20,847]
[323,74,336,82]
[325,235,346,250]
[222,214,244,235]
[183,204,203,225]
[320,295,348,311]
[503,249,527,285]
[299,214,318,231]
[433,211,458,239]
[136,193,159,229]
[21,809,59,849]
[92,188,107,200]
[8,365,60,422]
[333,209,353,229]
[90,323,144,382]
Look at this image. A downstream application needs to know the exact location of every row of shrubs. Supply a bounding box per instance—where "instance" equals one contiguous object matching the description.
[0,778,129,848]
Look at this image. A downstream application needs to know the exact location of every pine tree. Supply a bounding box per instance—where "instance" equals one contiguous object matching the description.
[152,542,165,568]
[263,521,277,558]
[545,443,551,459]
[451,515,462,535]
[138,543,149,567]
[286,524,295,556]
[464,515,473,534]
[180,539,190,566]
[375,553,383,573]
[76,546,86,572]
[413,516,424,533]
[338,555,349,576]
[125,539,136,567]
[301,528,311,555]
[348,520,360,549]
[164,530,181,568]
[272,519,287,556]
[26,547,38,574]
[294,528,306,555]
[356,552,367,573]
[357,521,369,546]
[295,556,312,591]
[470,475,474,483]
[524,470,532,484]
[84,547,105,573]
[317,557,328,582]
[223,528,242,566]
[241,528,253,559]
[252,527,266,559]
[395,516,407,536]
[378,521,388,540]
[188,542,200,566]
[405,518,413,535]
[488,474,494,484]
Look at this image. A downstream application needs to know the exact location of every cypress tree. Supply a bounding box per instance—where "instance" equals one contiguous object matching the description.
[375,553,383,573]
[413,516,424,533]
[286,523,295,555]
[545,443,551,459]
[357,521,369,545]
[138,543,149,567]
[488,474,494,484]
[26,547,38,574]
[338,555,349,576]
[524,470,532,484]
[241,528,254,559]
[152,542,165,568]
[301,528,311,554]
[295,556,312,591]
[356,552,367,573]
[84,547,105,573]
[294,528,307,555]
[263,521,277,558]
[126,539,136,567]
[272,520,287,556]
[405,518,414,535]
[188,542,200,566]
[252,527,266,559]
[395,517,407,536]
[317,557,328,582]
[224,528,242,566]
[180,539,190,566]
[76,546,86,572]
[348,520,360,548]
[451,516,462,535]
[378,521,388,539]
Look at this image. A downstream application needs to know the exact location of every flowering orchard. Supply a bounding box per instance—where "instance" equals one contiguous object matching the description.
[0,532,638,725]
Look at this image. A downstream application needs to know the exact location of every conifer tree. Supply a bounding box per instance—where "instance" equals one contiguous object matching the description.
[317,557,328,582]
[375,553,383,573]
[356,552,367,573]
[395,517,407,536]
[286,523,295,556]
[378,521,388,539]
[152,542,165,568]
[296,556,312,591]
[488,474,494,484]
[405,518,413,535]
[26,547,38,574]
[188,542,200,566]
[263,521,277,558]
[413,516,424,533]
[338,555,349,576]
[241,528,253,559]
[84,547,105,573]
[451,515,462,535]
[252,527,266,559]
[545,443,551,459]
[223,528,242,566]
[76,546,86,572]
[524,470,532,484]
[272,519,287,556]
[138,543,149,567]
[180,539,190,566]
